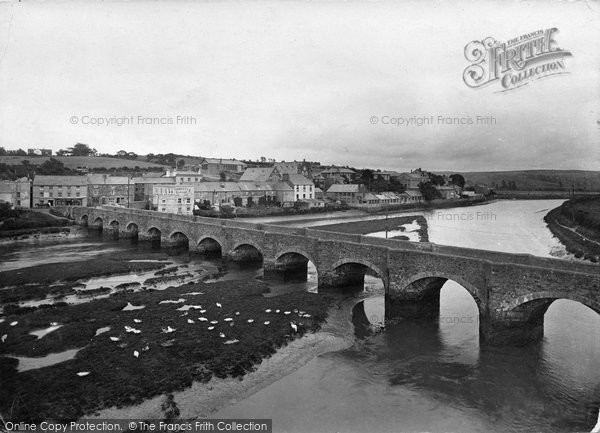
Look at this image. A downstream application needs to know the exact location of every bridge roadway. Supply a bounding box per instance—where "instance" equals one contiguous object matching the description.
[56,206,600,346]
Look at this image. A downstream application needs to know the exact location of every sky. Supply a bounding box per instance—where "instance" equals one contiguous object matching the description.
[0,0,599,172]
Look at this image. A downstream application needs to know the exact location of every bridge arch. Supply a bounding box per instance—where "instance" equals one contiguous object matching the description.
[402,271,484,311]
[266,249,319,283]
[142,226,162,248]
[506,291,600,315]
[80,214,88,226]
[168,231,191,250]
[91,217,103,230]
[229,241,263,263]
[197,236,224,257]
[320,258,387,292]
[386,271,484,323]
[275,248,317,268]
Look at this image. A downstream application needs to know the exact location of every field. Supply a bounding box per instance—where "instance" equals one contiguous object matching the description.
[454,170,600,192]
[0,156,167,170]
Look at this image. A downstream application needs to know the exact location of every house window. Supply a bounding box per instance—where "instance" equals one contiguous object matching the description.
[162,207,166,212]
[303,194,306,199]
[186,198,191,203]
[177,198,182,204]
[162,199,166,203]
[76,192,80,197]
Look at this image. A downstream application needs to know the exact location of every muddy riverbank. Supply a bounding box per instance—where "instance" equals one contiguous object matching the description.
[0,280,331,421]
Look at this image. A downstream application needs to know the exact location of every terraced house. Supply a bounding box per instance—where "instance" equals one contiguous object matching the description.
[32,175,87,207]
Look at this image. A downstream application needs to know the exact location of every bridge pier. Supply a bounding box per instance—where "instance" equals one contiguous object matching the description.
[118,229,137,239]
[385,278,445,321]
[480,298,553,346]
[227,245,263,263]
[319,265,365,290]
[263,257,308,281]
[102,226,119,240]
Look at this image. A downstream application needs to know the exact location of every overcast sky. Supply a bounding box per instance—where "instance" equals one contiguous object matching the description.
[0,0,599,171]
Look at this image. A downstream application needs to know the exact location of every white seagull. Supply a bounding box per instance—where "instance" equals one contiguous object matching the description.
[247,319,254,323]
[1,334,6,343]
[208,326,215,330]
[133,350,139,358]
[187,319,195,324]
[264,321,270,325]
[290,322,298,333]
[77,371,90,377]
[109,336,120,342]
[198,317,208,322]
[216,302,222,308]
[219,332,225,338]
[161,326,176,333]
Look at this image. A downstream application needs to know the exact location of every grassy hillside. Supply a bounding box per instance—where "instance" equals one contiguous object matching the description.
[456,170,600,192]
[0,156,167,170]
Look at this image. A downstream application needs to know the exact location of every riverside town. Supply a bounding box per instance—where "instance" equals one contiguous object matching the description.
[1,2,599,432]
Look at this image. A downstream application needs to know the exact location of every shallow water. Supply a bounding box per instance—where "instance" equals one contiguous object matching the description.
[13,348,81,373]
[216,199,600,432]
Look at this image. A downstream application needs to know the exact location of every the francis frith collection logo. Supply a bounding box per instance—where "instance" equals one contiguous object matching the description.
[463,28,572,91]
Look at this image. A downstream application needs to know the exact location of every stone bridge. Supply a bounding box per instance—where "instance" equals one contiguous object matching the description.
[57,206,600,346]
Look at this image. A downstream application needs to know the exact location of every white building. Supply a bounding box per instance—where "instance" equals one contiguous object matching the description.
[152,185,194,215]
[283,174,315,201]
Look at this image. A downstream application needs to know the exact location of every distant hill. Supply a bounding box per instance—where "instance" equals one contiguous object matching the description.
[455,170,600,192]
[0,155,168,170]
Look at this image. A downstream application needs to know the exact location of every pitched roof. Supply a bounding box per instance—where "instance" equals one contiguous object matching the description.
[273,162,299,175]
[326,184,362,193]
[284,174,313,185]
[321,167,357,175]
[87,174,130,185]
[132,177,176,184]
[193,182,241,193]
[239,167,278,182]
[200,158,247,166]
[33,175,87,186]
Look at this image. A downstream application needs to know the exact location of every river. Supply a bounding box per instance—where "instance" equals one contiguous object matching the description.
[1,200,599,431]
[217,200,600,432]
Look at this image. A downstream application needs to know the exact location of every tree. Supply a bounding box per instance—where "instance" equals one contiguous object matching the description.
[449,174,466,188]
[219,171,227,181]
[418,181,441,201]
[360,169,374,188]
[71,143,96,156]
[428,173,446,186]
[177,159,185,169]
[36,158,71,175]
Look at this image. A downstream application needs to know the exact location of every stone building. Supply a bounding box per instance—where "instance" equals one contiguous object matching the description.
[0,177,31,208]
[87,174,134,207]
[132,176,176,209]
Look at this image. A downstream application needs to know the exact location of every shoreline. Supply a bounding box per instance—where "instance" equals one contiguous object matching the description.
[544,204,600,263]
[0,226,87,245]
